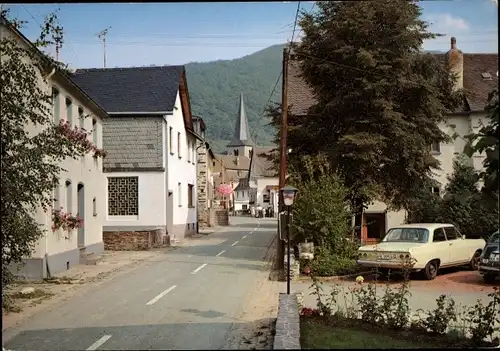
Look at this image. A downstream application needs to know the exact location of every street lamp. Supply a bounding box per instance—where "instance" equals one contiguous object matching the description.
[280,185,299,294]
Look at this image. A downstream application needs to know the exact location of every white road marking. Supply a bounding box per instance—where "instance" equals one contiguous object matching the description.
[215,250,226,257]
[146,285,177,306]
[242,235,247,239]
[191,263,207,274]
[86,335,112,350]
[231,241,239,247]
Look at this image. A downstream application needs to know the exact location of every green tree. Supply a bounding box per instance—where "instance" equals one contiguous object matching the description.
[407,155,498,238]
[1,11,100,291]
[467,89,499,193]
[276,0,461,236]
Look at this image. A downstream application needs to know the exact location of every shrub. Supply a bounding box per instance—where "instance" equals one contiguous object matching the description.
[288,155,353,252]
[417,295,457,335]
[309,246,359,277]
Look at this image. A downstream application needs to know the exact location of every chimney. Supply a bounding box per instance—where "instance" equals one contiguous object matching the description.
[445,37,464,91]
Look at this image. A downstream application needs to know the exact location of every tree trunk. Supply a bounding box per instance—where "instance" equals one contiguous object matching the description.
[352,198,364,242]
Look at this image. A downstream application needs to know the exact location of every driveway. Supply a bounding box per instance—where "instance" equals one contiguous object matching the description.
[2,217,281,350]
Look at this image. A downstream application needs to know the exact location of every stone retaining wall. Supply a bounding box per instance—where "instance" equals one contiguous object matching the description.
[273,293,301,349]
[103,229,169,251]
[214,209,229,226]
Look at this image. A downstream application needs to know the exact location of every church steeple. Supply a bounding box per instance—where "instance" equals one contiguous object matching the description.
[227,92,254,148]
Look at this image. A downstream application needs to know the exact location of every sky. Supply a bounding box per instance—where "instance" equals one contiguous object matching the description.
[4,1,498,69]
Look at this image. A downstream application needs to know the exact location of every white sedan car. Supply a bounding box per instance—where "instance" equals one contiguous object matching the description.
[357,223,486,280]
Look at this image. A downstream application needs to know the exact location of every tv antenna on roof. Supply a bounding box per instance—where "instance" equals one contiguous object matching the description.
[96,26,111,68]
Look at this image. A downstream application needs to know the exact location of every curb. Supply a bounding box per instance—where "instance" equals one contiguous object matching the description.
[295,271,374,283]
[273,293,301,350]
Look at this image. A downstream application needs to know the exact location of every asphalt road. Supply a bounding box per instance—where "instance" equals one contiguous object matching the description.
[3,216,277,350]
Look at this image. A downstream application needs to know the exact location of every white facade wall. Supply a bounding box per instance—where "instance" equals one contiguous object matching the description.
[30,79,106,258]
[256,177,279,206]
[104,172,166,228]
[166,92,197,235]
[368,113,488,231]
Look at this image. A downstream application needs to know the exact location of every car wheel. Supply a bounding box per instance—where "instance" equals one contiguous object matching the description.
[423,260,438,280]
[483,273,497,284]
[470,251,481,271]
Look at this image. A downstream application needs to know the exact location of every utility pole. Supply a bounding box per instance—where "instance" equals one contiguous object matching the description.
[96,27,111,68]
[277,47,289,271]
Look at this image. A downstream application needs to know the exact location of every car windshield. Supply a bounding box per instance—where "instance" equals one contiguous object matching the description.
[488,232,500,245]
[382,228,429,243]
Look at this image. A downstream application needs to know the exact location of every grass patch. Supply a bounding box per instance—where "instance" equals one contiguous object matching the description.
[9,288,53,300]
[300,316,496,349]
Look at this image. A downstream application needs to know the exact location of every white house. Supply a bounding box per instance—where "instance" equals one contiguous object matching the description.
[248,147,280,216]
[72,66,199,246]
[1,19,108,279]
[287,37,498,244]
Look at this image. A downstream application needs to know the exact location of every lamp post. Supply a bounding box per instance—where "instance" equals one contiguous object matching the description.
[280,185,299,295]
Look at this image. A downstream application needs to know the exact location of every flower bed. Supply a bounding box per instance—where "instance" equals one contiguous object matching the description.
[298,275,500,349]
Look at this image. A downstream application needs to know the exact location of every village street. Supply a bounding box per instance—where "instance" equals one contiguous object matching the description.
[2,217,280,351]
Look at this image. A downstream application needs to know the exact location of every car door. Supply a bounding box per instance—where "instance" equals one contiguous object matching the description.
[431,227,451,266]
[443,226,467,264]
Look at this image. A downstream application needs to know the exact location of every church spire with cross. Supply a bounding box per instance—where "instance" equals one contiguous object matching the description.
[227,92,254,158]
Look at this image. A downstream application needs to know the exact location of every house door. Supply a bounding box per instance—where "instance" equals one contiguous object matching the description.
[167,191,174,235]
[77,183,85,247]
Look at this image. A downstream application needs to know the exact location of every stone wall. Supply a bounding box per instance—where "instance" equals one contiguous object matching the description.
[215,209,229,226]
[197,142,210,228]
[103,229,169,251]
[273,293,301,350]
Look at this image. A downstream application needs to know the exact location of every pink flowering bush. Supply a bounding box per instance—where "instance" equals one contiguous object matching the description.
[56,120,107,158]
[217,183,233,196]
[51,208,84,231]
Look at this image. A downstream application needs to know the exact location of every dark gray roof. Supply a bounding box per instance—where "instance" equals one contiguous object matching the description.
[72,66,184,113]
[227,92,254,147]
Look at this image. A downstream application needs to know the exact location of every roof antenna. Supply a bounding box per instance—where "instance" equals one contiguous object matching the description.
[96,27,111,68]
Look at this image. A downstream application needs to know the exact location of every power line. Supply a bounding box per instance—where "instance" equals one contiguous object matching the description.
[250,69,283,144]
[289,1,301,46]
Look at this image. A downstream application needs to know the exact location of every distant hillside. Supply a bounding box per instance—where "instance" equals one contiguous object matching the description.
[185,44,284,152]
[185,47,445,152]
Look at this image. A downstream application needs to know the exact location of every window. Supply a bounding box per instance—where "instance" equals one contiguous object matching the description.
[169,127,174,154]
[263,194,270,203]
[53,184,61,210]
[187,140,191,162]
[431,141,440,153]
[188,184,194,208]
[65,97,73,125]
[78,107,85,128]
[178,182,182,206]
[242,204,248,210]
[107,177,139,216]
[177,132,181,157]
[92,197,97,216]
[433,228,447,242]
[65,180,72,213]
[92,119,97,145]
[234,149,239,157]
[431,186,440,196]
[444,226,460,240]
[52,88,60,123]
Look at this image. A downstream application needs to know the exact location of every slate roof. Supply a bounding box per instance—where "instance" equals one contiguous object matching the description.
[72,66,184,113]
[288,53,498,115]
[227,92,254,147]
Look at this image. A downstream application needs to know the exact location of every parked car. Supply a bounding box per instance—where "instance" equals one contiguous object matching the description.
[478,230,500,283]
[357,223,486,280]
